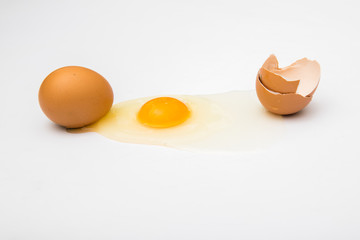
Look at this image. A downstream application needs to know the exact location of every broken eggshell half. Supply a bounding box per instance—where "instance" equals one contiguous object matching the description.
[259,55,300,93]
[256,55,321,115]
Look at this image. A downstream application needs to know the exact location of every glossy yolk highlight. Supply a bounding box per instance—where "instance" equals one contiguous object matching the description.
[137,97,190,128]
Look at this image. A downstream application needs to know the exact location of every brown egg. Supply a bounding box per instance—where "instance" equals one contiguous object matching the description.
[256,55,320,115]
[39,66,114,128]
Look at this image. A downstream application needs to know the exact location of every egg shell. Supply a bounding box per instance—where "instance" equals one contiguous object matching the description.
[256,73,312,115]
[39,66,114,128]
[261,55,321,97]
[261,54,278,70]
[273,58,320,97]
[259,67,300,94]
[260,54,301,94]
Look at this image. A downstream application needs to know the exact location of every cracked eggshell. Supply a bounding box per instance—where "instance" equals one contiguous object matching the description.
[256,55,320,115]
[259,55,300,93]
[256,73,312,115]
[270,57,320,97]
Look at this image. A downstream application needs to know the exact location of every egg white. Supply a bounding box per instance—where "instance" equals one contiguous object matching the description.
[71,90,283,153]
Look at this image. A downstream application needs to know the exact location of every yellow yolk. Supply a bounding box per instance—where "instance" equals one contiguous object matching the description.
[69,91,284,152]
[137,97,190,128]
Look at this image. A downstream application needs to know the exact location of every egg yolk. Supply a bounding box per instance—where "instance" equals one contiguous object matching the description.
[137,97,191,128]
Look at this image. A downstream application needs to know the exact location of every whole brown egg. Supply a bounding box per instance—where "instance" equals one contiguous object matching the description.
[38,66,113,128]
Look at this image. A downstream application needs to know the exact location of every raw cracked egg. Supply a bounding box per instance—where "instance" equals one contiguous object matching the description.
[38,57,319,152]
[70,91,283,153]
[256,55,321,115]
[39,66,113,128]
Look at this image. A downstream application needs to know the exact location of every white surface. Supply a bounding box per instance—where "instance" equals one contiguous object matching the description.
[1,0,360,239]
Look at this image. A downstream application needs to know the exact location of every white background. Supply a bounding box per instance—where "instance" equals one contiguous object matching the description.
[1,0,360,239]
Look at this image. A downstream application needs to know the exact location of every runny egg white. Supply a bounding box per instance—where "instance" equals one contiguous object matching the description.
[70,90,283,153]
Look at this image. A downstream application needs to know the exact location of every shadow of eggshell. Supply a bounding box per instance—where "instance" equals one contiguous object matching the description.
[256,74,312,115]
